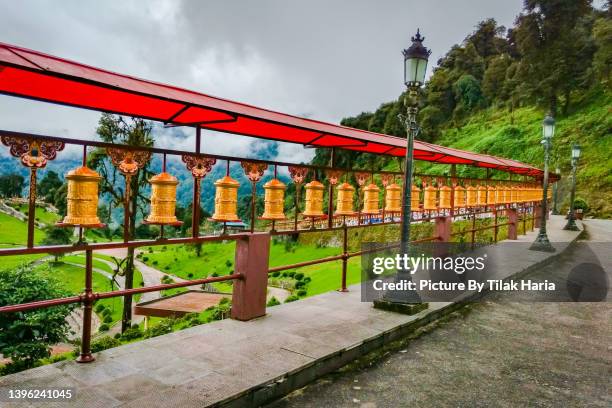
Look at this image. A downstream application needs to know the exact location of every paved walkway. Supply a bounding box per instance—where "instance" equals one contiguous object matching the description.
[270,219,612,407]
[0,216,587,407]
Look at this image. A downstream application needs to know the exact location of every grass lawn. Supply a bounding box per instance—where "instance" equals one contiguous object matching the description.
[0,212,48,271]
[34,261,142,325]
[63,254,115,275]
[18,204,60,225]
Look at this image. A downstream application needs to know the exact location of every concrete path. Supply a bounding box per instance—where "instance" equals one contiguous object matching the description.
[269,219,611,408]
[0,216,586,407]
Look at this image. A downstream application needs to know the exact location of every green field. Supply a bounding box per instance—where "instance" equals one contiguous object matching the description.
[0,212,48,270]
[17,204,61,225]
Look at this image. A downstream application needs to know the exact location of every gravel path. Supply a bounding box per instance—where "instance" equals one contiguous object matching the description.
[268,221,612,408]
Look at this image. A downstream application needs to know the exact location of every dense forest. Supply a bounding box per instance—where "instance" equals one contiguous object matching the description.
[312,0,611,215]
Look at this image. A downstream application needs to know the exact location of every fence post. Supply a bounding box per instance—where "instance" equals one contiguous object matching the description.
[507,208,518,240]
[435,215,452,243]
[77,249,95,363]
[534,202,542,228]
[231,232,270,321]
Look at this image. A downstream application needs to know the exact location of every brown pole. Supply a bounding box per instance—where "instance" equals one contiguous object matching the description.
[123,175,131,243]
[26,168,37,248]
[327,148,336,229]
[340,216,348,292]
[192,127,201,238]
[77,249,95,363]
[250,181,256,233]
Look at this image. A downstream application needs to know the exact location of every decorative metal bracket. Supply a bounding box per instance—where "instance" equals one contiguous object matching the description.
[354,172,370,187]
[325,169,343,185]
[380,174,394,187]
[241,161,268,182]
[181,154,216,178]
[107,148,151,176]
[1,136,64,168]
[288,166,309,184]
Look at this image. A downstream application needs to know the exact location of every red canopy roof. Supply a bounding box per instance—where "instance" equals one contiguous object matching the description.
[0,42,544,177]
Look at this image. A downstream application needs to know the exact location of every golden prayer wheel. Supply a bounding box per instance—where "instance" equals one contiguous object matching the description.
[260,178,286,220]
[145,172,180,225]
[495,186,504,205]
[362,183,380,214]
[477,185,487,206]
[303,180,325,217]
[487,185,496,206]
[384,183,402,213]
[439,185,452,209]
[466,186,477,207]
[518,186,527,203]
[547,185,552,200]
[423,185,437,211]
[335,182,356,216]
[454,185,466,208]
[411,184,421,212]
[211,175,240,222]
[503,185,512,204]
[61,166,102,226]
[510,186,518,203]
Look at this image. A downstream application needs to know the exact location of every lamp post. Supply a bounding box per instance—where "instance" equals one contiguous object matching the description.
[374,29,430,314]
[552,166,560,215]
[564,144,581,231]
[529,113,555,252]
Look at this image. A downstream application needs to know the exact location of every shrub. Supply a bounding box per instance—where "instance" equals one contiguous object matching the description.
[303,277,312,283]
[267,296,281,307]
[164,266,170,271]
[152,260,159,265]
[101,308,112,317]
[295,281,306,289]
[211,272,219,277]
[287,271,295,278]
[296,289,307,297]
[143,319,174,338]
[271,271,280,277]
[294,273,304,281]
[142,256,149,262]
[187,273,194,278]
[103,315,113,324]
[225,260,232,268]
[281,272,288,277]
[148,248,153,253]
[90,336,120,353]
[121,326,144,341]
[140,281,145,287]
[219,297,230,305]
[98,324,110,332]
[284,295,299,303]
[113,333,121,339]
[574,198,589,212]
[94,304,105,313]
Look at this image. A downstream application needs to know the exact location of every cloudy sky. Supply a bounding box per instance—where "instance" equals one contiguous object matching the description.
[0,0,526,162]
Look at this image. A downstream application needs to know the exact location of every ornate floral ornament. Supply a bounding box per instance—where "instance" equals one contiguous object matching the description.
[288,166,309,184]
[181,154,216,178]
[325,169,343,185]
[354,172,370,187]
[380,173,394,187]
[1,136,64,168]
[107,147,151,176]
[240,161,268,183]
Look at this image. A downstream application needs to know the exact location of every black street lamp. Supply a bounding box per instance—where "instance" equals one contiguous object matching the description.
[564,144,581,231]
[374,29,430,314]
[552,166,560,215]
[530,113,555,252]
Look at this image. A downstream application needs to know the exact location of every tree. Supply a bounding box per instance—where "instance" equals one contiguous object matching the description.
[514,0,593,115]
[453,74,486,113]
[0,173,25,198]
[0,266,75,374]
[592,16,612,85]
[482,54,511,102]
[41,226,73,262]
[465,18,508,62]
[37,171,62,204]
[88,114,154,332]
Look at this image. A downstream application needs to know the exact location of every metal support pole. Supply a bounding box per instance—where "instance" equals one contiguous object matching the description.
[192,127,201,238]
[26,168,37,248]
[250,181,256,233]
[530,135,555,252]
[552,176,559,215]
[564,159,579,231]
[327,148,336,229]
[340,216,348,292]
[77,249,95,363]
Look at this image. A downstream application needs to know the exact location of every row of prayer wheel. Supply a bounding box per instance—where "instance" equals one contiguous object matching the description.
[57,163,547,227]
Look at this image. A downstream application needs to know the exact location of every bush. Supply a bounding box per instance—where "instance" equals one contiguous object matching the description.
[211,272,219,277]
[142,256,149,262]
[287,271,295,278]
[148,248,153,253]
[294,273,304,281]
[271,271,280,277]
[219,297,230,305]
[94,304,105,313]
[296,289,307,297]
[90,336,120,353]
[284,295,299,303]
[574,198,589,212]
[101,308,112,317]
[303,277,312,283]
[152,260,158,265]
[295,281,306,289]
[121,326,144,341]
[187,273,194,278]
[164,266,170,271]
[143,319,174,339]
[103,315,113,324]
[113,333,121,339]
[225,260,232,268]
[98,324,110,332]
[267,296,281,307]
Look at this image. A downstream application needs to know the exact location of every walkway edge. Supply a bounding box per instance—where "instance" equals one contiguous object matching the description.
[221,223,585,407]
